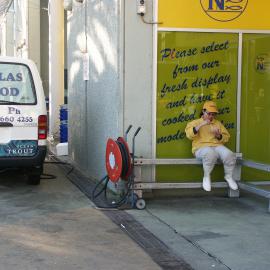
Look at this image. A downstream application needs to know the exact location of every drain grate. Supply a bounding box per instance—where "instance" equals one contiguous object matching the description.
[105,210,193,270]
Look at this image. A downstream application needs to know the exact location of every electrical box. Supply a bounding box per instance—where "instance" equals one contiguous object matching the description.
[137,0,146,15]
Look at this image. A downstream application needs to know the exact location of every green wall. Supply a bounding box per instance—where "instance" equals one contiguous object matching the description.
[241,34,270,180]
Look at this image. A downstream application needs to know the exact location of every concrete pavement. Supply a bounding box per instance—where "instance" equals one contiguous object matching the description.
[128,191,270,270]
[0,163,161,270]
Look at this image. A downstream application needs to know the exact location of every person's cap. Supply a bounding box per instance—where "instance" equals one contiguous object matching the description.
[203,101,218,113]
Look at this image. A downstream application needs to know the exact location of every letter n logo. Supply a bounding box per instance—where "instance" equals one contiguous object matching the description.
[201,0,248,22]
[208,0,224,11]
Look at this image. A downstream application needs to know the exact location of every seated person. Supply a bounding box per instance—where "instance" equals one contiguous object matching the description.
[185,101,238,192]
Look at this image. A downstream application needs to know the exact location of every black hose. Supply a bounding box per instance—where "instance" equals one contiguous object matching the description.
[92,175,109,199]
[116,140,129,178]
[44,160,74,176]
[104,176,134,208]
[92,173,135,209]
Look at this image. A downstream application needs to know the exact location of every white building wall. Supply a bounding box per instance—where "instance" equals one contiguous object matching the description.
[0,19,6,55]
[0,7,14,56]
[14,0,28,57]
[1,0,41,66]
[124,0,154,180]
[28,0,40,71]
[5,10,14,56]
[40,0,49,97]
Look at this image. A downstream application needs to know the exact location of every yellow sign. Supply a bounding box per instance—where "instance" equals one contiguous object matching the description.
[156,32,238,182]
[158,0,270,30]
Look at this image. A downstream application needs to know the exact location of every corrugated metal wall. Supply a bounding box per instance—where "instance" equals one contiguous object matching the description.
[68,0,123,179]
[67,0,154,181]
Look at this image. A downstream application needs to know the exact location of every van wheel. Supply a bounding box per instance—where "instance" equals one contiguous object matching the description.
[27,174,41,185]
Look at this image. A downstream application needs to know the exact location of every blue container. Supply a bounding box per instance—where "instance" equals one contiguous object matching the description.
[60,104,68,121]
[59,105,68,143]
[60,121,68,143]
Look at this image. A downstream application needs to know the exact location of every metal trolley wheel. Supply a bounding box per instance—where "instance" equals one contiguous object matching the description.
[136,198,146,210]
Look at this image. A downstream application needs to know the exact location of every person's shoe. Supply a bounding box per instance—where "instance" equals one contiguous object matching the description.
[224,175,238,190]
[202,176,211,192]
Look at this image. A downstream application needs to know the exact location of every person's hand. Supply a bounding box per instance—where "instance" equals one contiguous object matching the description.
[212,127,222,139]
[201,119,211,126]
[195,120,210,132]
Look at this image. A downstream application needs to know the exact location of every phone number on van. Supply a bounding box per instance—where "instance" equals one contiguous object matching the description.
[0,116,33,123]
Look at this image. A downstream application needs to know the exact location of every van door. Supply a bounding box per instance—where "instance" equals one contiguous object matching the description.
[0,62,40,157]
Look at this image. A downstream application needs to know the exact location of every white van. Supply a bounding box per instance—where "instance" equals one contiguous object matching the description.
[0,57,47,185]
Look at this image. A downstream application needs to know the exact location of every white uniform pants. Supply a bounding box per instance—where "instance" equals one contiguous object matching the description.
[195,145,236,177]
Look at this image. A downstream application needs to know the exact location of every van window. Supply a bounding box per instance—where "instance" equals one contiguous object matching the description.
[0,63,36,105]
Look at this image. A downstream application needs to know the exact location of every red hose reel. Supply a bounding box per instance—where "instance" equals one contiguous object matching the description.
[93,126,144,209]
[105,137,132,182]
